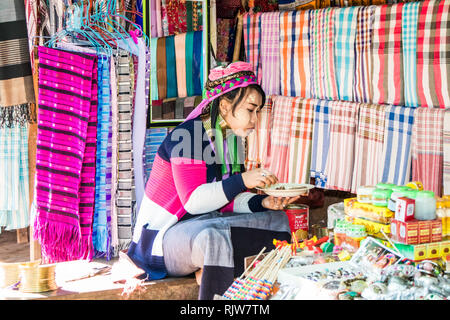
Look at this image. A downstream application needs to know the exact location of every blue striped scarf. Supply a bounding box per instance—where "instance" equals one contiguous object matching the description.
[310,100,331,188]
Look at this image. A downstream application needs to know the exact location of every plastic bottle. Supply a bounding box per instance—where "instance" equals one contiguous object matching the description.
[436,199,446,238]
[414,191,437,221]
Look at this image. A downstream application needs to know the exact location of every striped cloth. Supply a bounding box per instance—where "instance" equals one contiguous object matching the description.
[115,50,135,250]
[380,105,415,186]
[34,46,98,263]
[309,7,338,101]
[412,107,445,196]
[353,5,375,104]
[110,56,119,256]
[24,0,38,75]
[246,97,273,171]
[243,12,262,85]
[334,6,359,102]
[351,104,387,193]
[279,10,311,98]
[93,56,111,256]
[310,99,332,188]
[325,101,360,192]
[0,0,36,127]
[402,1,420,108]
[444,110,450,195]
[260,12,280,96]
[417,0,450,108]
[267,95,295,183]
[144,127,168,182]
[0,124,29,232]
[372,3,404,106]
[150,37,158,101]
[288,98,314,184]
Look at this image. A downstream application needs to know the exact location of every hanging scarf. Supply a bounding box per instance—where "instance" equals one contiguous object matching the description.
[174,33,187,97]
[93,56,111,256]
[165,35,178,99]
[372,3,404,106]
[24,0,38,75]
[246,97,273,171]
[156,37,167,100]
[34,46,98,263]
[151,37,159,101]
[412,107,445,196]
[325,101,360,192]
[0,124,30,232]
[309,8,338,101]
[0,0,36,128]
[310,99,332,188]
[185,31,194,97]
[243,12,262,85]
[417,0,450,108]
[288,98,315,184]
[280,10,311,98]
[353,5,375,104]
[334,6,359,102]
[351,104,387,193]
[260,12,280,96]
[110,56,119,256]
[380,105,415,186]
[166,0,188,35]
[115,49,135,250]
[402,1,420,108]
[267,95,296,183]
[444,110,450,195]
[192,31,203,96]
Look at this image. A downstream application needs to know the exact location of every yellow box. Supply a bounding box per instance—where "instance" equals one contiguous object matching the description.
[427,243,441,259]
[414,244,428,261]
[349,201,394,224]
[440,240,450,257]
[353,217,391,238]
[344,198,357,214]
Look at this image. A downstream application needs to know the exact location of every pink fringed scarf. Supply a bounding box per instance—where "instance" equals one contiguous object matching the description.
[34,46,98,263]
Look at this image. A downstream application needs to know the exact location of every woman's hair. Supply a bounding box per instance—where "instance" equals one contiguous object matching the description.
[202,84,266,121]
[203,84,265,181]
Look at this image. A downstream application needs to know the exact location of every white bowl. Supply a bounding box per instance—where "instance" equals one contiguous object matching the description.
[256,183,314,197]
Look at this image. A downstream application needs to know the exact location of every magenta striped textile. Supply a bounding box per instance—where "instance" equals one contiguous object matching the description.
[260,12,280,96]
[351,104,386,193]
[34,46,98,263]
[416,0,450,108]
[372,3,405,106]
[412,107,445,196]
[243,12,262,85]
[325,101,360,192]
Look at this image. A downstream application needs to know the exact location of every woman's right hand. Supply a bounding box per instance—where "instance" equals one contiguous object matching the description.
[241,168,278,189]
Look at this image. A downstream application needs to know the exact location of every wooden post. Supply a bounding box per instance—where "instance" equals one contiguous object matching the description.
[16,228,29,244]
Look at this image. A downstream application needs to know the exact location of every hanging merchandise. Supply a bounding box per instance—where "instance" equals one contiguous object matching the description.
[353,5,374,104]
[444,111,450,195]
[309,100,332,188]
[401,1,420,108]
[411,108,445,197]
[334,6,359,102]
[259,12,280,96]
[325,101,359,192]
[174,32,187,97]
[380,105,415,186]
[416,0,450,108]
[372,3,404,106]
[267,96,296,183]
[287,98,314,184]
[34,46,99,263]
[279,10,311,98]
[309,7,338,101]
[351,104,386,193]
[243,12,262,84]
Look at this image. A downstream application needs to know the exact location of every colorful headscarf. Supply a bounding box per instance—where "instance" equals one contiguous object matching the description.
[184,61,258,122]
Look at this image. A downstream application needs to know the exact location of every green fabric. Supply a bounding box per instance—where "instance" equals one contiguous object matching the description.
[185,32,194,97]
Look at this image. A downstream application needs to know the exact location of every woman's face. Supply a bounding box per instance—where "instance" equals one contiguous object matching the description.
[219,88,263,137]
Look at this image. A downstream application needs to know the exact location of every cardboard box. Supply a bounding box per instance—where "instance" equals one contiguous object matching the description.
[396,219,419,245]
[427,243,441,259]
[431,220,442,242]
[395,197,415,222]
[440,240,450,257]
[418,221,431,244]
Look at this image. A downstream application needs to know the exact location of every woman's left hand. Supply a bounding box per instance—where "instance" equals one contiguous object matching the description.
[261,195,301,211]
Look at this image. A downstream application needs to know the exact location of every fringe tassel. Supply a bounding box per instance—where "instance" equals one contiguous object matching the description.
[33,216,82,263]
[0,103,36,128]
